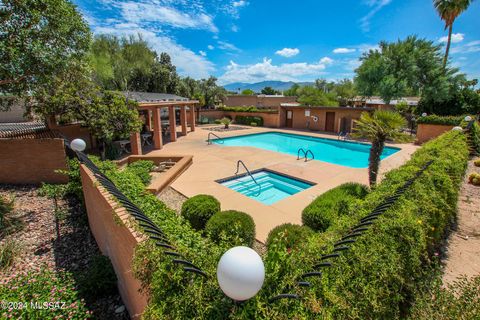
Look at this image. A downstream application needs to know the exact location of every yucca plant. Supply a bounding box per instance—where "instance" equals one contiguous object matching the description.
[353,110,408,187]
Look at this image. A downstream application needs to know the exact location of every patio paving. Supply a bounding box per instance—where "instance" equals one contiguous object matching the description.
[145,125,418,242]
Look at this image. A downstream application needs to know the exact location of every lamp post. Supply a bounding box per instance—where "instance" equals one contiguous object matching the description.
[410,116,416,136]
[70,138,86,152]
[217,246,265,301]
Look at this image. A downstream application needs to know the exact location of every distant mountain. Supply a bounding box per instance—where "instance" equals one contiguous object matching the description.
[223,81,314,93]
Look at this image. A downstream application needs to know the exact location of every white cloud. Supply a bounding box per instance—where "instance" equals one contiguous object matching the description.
[207,45,214,50]
[119,1,218,33]
[451,40,480,54]
[217,40,241,52]
[359,0,392,32]
[439,33,465,44]
[199,50,207,56]
[275,48,300,58]
[218,57,333,84]
[231,25,239,32]
[333,48,356,54]
[233,0,247,7]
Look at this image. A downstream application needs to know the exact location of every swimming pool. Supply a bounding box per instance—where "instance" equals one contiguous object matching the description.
[218,169,314,205]
[213,132,400,168]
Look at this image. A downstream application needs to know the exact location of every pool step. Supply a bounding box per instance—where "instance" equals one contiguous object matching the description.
[225,174,306,196]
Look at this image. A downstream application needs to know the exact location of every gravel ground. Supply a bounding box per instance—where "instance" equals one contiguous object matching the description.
[0,185,128,319]
[442,158,480,285]
[157,187,187,214]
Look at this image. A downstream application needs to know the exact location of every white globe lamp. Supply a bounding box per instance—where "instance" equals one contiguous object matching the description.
[452,126,463,131]
[464,116,472,122]
[70,138,86,152]
[421,113,427,117]
[217,246,265,301]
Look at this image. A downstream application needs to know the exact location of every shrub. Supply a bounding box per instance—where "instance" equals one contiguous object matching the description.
[126,160,154,185]
[205,210,255,246]
[475,159,480,167]
[266,223,313,250]
[468,172,480,186]
[235,115,264,126]
[409,276,480,320]
[416,114,466,126]
[0,239,22,270]
[78,255,117,298]
[181,194,220,230]
[302,182,369,232]
[0,268,90,319]
[0,195,14,230]
[467,121,480,155]
[220,117,232,129]
[250,122,258,127]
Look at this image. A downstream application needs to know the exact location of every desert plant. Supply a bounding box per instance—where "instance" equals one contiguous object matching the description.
[302,182,369,232]
[220,117,232,129]
[474,159,480,167]
[353,110,408,187]
[468,172,480,186]
[181,194,221,230]
[205,210,255,246]
[0,239,22,270]
[266,223,313,250]
[0,195,14,230]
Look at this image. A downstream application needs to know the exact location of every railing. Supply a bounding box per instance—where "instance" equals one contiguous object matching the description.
[297,148,315,162]
[338,131,350,141]
[235,160,261,196]
[207,132,224,145]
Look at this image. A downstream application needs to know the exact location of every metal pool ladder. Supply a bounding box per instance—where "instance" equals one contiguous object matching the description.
[235,160,261,196]
[297,148,315,162]
[207,132,224,145]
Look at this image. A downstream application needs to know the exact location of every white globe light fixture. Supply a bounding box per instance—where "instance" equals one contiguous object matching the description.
[464,116,472,122]
[217,246,265,301]
[452,126,463,131]
[70,138,86,152]
[422,113,427,117]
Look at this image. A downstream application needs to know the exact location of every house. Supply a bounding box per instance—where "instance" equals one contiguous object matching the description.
[349,96,420,110]
[223,94,297,109]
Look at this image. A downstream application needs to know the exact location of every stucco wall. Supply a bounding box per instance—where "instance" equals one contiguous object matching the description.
[416,123,454,144]
[80,165,148,319]
[197,110,281,128]
[286,108,367,133]
[0,139,68,184]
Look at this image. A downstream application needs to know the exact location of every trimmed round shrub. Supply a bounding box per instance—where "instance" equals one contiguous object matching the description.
[468,172,480,186]
[302,182,369,232]
[266,223,313,250]
[181,195,220,230]
[474,159,480,167]
[205,210,255,246]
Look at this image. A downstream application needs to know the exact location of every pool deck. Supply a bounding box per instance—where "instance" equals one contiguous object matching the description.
[147,125,418,243]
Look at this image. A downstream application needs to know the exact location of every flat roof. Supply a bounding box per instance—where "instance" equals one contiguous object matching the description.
[281,105,375,111]
[123,91,190,103]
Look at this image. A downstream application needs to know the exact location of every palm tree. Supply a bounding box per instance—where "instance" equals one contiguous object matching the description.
[433,0,473,68]
[353,111,407,187]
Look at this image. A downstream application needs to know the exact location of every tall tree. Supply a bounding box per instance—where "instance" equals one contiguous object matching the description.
[0,0,91,109]
[241,89,255,95]
[261,86,280,95]
[353,111,407,187]
[199,77,226,107]
[296,86,338,107]
[433,0,472,68]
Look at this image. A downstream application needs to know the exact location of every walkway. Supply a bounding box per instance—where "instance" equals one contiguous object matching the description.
[443,157,480,285]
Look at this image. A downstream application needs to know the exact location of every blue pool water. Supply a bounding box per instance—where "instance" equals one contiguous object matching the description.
[219,170,314,205]
[213,132,400,168]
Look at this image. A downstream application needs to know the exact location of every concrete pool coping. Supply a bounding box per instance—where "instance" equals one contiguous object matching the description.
[146,125,418,243]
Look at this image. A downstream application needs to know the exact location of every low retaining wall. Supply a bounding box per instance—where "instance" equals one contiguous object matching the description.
[80,165,148,319]
[416,123,454,144]
[0,138,68,184]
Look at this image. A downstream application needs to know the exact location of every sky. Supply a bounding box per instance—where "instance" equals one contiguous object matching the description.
[73,0,480,85]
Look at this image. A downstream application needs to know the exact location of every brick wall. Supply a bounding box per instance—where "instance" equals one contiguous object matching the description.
[80,165,148,319]
[197,110,281,127]
[0,139,68,184]
[416,123,454,144]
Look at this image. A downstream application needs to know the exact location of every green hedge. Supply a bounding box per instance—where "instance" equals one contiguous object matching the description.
[416,114,466,125]
[302,183,369,232]
[266,223,314,251]
[235,115,264,126]
[181,194,221,231]
[467,121,480,154]
[85,130,468,319]
[205,210,256,247]
[125,160,154,185]
[218,106,277,113]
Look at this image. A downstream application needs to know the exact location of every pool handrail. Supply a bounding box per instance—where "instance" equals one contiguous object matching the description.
[235,160,261,196]
[207,132,224,145]
[297,148,314,162]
